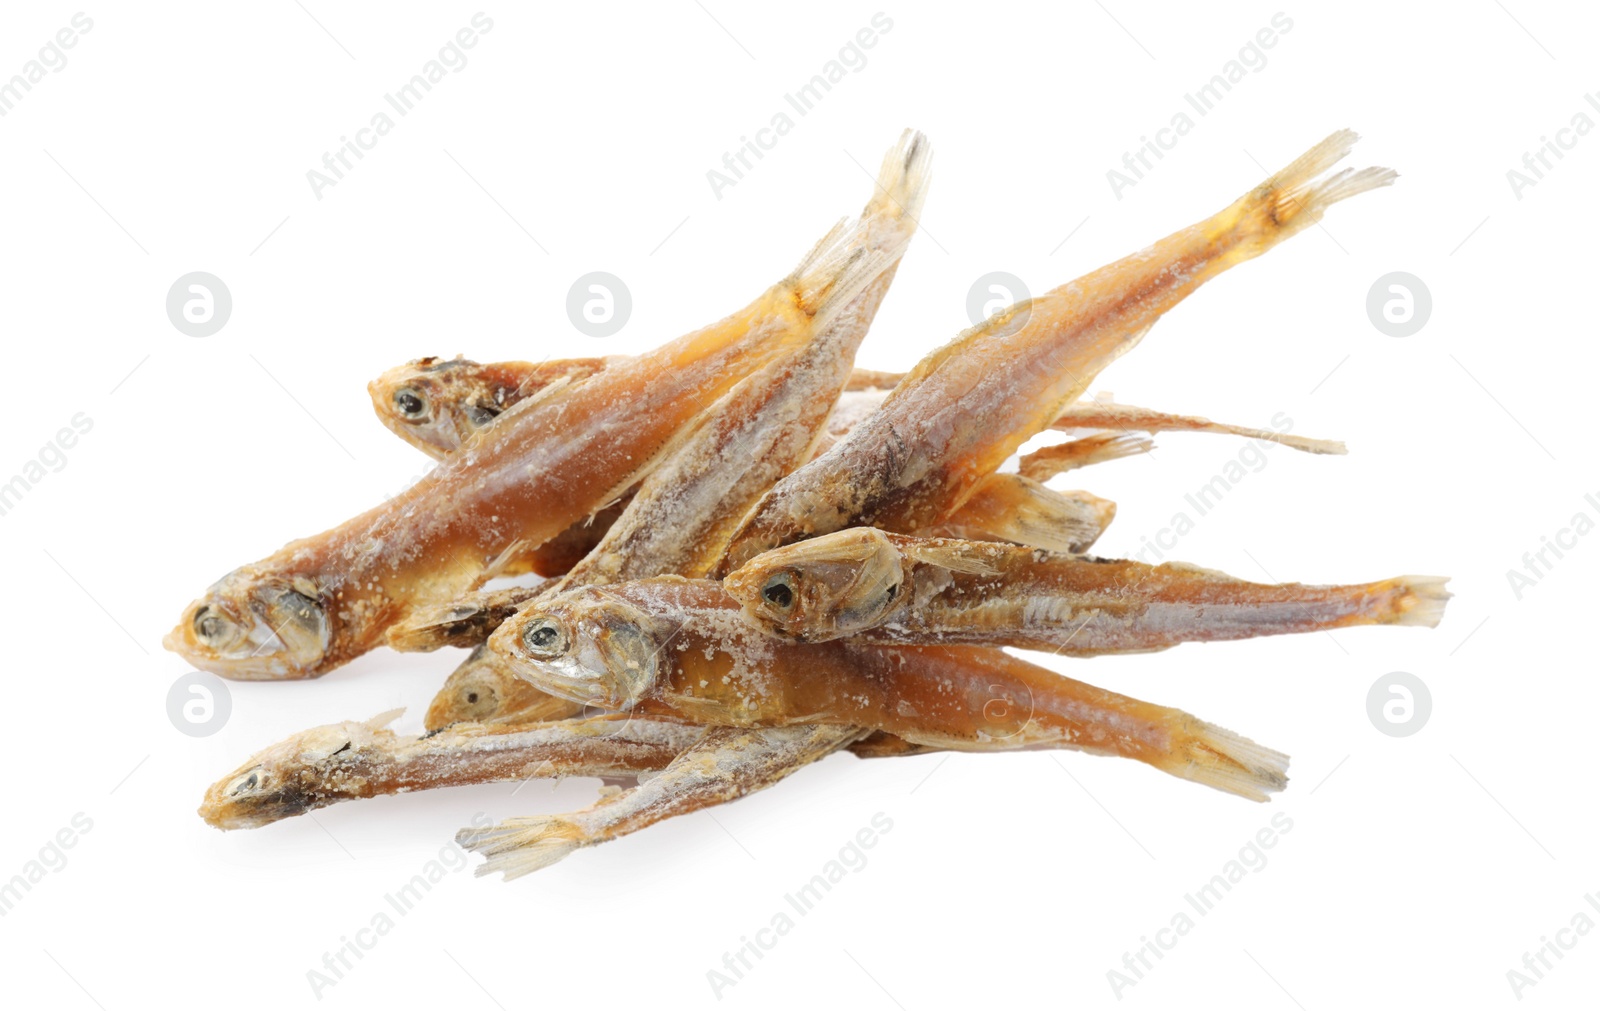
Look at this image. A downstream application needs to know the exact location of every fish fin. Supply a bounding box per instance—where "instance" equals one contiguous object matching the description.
[939,474,1115,554]
[1173,719,1290,802]
[783,130,933,334]
[479,538,532,584]
[362,708,406,732]
[1268,432,1346,455]
[782,219,888,335]
[457,816,584,881]
[1380,576,1452,628]
[1052,401,1347,456]
[1018,431,1154,482]
[1232,130,1396,247]
[862,128,934,224]
[898,539,1004,576]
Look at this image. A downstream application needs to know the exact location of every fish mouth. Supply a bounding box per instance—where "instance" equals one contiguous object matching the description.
[199,766,322,830]
[165,579,331,681]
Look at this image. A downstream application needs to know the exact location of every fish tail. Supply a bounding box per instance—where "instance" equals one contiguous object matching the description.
[456,815,585,881]
[1165,717,1290,802]
[784,129,934,333]
[862,127,934,225]
[1368,575,1452,628]
[1221,129,1396,253]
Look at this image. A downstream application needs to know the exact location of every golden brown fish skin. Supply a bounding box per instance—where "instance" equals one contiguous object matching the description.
[199,711,704,830]
[371,356,902,461]
[426,132,930,738]
[167,208,890,681]
[368,356,613,460]
[720,131,1394,572]
[725,528,1452,647]
[533,133,929,592]
[414,349,902,723]
[559,271,905,588]
[493,578,1286,800]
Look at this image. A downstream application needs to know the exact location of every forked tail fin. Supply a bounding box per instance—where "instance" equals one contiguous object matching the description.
[1168,718,1291,802]
[1222,129,1397,253]
[863,127,934,225]
[1370,575,1452,628]
[785,128,934,334]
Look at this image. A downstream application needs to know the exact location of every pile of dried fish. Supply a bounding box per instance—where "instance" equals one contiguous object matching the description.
[169,129,1447,880]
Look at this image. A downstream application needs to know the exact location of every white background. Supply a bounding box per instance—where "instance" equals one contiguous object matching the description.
[1,2,1594,1007]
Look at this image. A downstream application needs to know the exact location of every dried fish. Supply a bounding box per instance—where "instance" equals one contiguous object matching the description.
[199,710,701,830]
[724,527,1450,647]
[370,354,902,460]
[721,130,1393,572]
[167,169,901,680]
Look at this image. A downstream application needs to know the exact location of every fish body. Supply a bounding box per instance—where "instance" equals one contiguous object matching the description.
[721,131,1394,571]
[371,355,903,460]
[421,131,931,731]
[724,527,1450,647]
[199,710,702,830]
[490,578,1286,799]
[167,194,893,680]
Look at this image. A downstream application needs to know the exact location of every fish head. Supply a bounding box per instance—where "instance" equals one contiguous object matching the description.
[366,356,505,457]
[426,648,521,728]
[725,527,905,641]
[423,645,578,729]
[164,568,331,680]
[198,711,403,829]
[490,586,668,710]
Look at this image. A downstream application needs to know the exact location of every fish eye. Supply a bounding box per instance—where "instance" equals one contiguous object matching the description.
[393,387,429,420]
[521,618,568,658]
[194,606,237,647]
[228,768,266,796]
[762,573,796,610]
[465,403,501,427]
